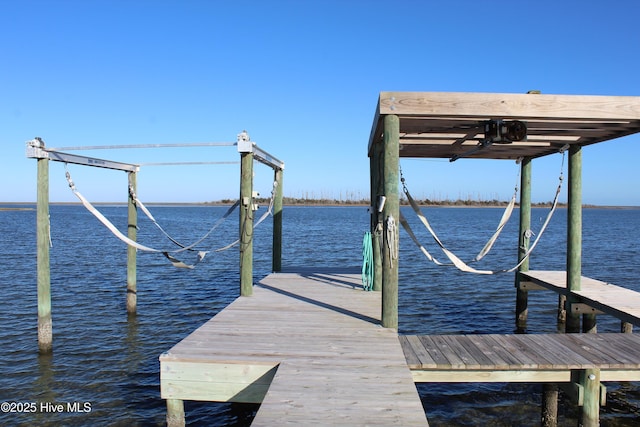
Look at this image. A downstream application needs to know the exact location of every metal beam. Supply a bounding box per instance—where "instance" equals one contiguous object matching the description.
[27,138,139,172]
[253,144,285,170]
[48,142,235,151]
[48,151,139,172]
[236,131,285,171]
[139,161,239,166]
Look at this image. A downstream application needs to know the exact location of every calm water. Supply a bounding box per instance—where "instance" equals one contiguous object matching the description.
[1,204,639,426]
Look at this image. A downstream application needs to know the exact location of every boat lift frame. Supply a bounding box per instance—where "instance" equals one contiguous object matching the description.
[26,133,284,354]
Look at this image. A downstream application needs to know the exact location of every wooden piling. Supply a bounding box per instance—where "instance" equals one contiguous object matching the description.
[516,157,559,426]
[37,156,52,354]
[272,168,283,273]
[240,151,254,296]
[541,383,558,427]
[515,157,532,331]
[166,399,185,427]
[369,142,375,291]
[566,145,582,334]
[557,294,567,331]
[372,232,382,292]
[126,171,138,315]
[381,114,399,329]
[580,368,601,427]
[371,139,383,292]
[583,313,597,334]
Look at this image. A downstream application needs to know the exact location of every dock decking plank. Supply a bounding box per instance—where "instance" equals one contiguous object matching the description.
[490,334,543,369]
[568,334,640,367]
[455,335,502,368]
[439,335,483,369]
[474,334,530,369]
[429,335,468,369]
[524,334,594,369]
[464,334,511,370]
[508,334,559,368]
[403,335,437,369]
[417,335,456,368]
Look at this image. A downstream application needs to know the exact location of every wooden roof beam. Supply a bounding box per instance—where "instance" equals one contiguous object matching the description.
[378,92,640,120]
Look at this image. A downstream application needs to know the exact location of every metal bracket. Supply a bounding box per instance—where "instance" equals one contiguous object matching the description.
[378,195,386,213]
[26,138,49,159]
[236,130,253,153]
[236,130,285,170]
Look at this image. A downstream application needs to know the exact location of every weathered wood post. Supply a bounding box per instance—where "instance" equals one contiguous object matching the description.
[566,144,583,334]
[381,114,399,329]
[515,157,558,427]
[238,132,254,296]
[369,142,376,287]
[575,144,596,334]
[272,168,283,272]
[36,147,52,353]
[580,368,601,427]
[515,157,531,332]
[567,144,599,426]
[371,139,383,292]
[582,310,597,333]
[557,294,567,331]
[541,383,558,427]
[166,398,185,427]
[127,171,138,315]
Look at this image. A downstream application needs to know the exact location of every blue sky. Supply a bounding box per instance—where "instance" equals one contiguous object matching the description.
[2,0,639,205]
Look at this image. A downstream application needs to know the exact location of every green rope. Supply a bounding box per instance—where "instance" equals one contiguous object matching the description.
[362,231,374,291]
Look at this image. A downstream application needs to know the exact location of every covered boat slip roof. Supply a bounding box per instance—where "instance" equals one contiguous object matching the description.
[368,91,640,160]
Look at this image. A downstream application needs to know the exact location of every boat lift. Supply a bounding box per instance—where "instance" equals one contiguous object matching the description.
[26,132,284,354]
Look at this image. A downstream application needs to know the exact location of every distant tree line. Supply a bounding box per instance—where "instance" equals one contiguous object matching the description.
[211,196,564,207]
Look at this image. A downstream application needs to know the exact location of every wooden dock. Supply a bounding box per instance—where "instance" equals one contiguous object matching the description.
[160,269,429,426]
[160,268,640,426]
[401,333,640,383]
[519,270,640,326]
[400,331,640,426]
